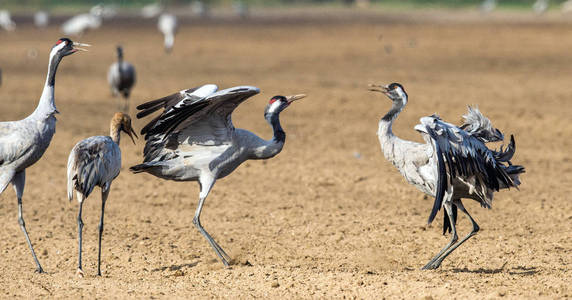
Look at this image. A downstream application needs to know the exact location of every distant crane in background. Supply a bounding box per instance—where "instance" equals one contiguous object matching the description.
[34,11,49,29]
[0,10,16,31]
[233,0,249,18]
[130,84,305,266]
[0,38,88,273]
[370,83,525,270]
[67,112,137,277]
[158,13,178,53]
[108,46,136,112]
[191,1,210,18]
[90,4,118,20]
[61,8,102,36]
[533,0,549,14]
[480,0,497,14]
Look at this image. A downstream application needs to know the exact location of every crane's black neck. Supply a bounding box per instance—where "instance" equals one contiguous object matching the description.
[117,49,123,62]
[46,53,63,87]
[381,99,406,123]
[265,112,285,143]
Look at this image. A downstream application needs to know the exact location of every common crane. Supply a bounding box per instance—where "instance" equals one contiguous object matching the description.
[34,11,49,29]
[0,10,15,32]
[61,11,101,36]
[370,83,525,270]
[130,84,305,266]
[480,0,497,14]
[158,13,177,53]
[67,112,137,277]
[108,46,136,112]
[533,0,549,15]
[0,38,88,273]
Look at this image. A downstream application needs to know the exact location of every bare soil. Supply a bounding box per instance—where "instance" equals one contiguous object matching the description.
[0,12,570,299]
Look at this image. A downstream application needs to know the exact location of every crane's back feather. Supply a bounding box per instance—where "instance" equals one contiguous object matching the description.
[460,106,504,143]
[67,136,121,200]
[417,115,524,224]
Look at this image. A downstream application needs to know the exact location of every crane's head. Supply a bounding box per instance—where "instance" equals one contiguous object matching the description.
[264,94,306,117]
[112,112,138,144]
[51,38,90,58]
[369,82,408,106]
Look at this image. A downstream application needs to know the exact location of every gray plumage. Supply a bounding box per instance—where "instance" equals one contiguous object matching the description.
[108,46,136,112]
[370,82,525,270]
[67,112,136,277]
[130,84,305,266]
[0,38,86,273]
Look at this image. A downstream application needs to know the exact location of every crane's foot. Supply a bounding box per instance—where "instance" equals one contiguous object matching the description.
[35,267,45,274]
[76,268,85,278]
[421,261,441,270]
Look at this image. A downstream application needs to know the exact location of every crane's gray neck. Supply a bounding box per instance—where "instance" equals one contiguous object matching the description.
[378,99,406,142]
[251,112,285,159]
[34,51,62,117]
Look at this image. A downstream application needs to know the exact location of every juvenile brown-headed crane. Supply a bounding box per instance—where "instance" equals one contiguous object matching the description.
[130,84,305,266]
[370,82,525,270]
[67,112,137,277]
[0,38,87,273]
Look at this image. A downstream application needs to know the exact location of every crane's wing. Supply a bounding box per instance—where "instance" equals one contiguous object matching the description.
[67,136,121,200]
[415,115,516,224]
[0,122,36,167]
[460,106,504,143]
[135,84,259,162]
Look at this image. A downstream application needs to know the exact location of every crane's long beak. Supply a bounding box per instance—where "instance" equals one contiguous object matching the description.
[285,94,306,104]
[73,42,91,52]
[125,127,138,144]
[368,83,390,95]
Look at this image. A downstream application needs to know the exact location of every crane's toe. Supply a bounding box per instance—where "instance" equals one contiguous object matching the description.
[76,268,85,278]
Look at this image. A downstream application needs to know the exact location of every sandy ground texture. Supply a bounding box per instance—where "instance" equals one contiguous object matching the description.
[0,11,570,299]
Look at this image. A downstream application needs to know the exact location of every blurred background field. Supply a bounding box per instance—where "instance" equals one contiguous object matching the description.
[0,0,571,299]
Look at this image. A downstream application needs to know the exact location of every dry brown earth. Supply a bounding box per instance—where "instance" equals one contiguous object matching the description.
[0,11,570,299]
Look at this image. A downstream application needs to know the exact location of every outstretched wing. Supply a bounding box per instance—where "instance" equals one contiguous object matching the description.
[135,84,259,162]
[67,136,121,200]
[415,115,516,224]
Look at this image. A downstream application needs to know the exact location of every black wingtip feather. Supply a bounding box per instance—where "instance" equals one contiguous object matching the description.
[428,130,447,225]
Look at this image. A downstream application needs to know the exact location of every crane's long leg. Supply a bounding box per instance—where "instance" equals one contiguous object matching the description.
[122,96,130,113]
[97,187,110,276]
[77,193,85,277]
[427,199,480,269]
[193,177,231,266]
[422,200,458,270]
[12,171,44,273]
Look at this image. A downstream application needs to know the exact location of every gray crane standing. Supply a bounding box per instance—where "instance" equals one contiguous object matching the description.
[67,112,137,277]
[108,46,136,112]
[0,38,88,272]
[370,83,525,270]
[130,84,305,266]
